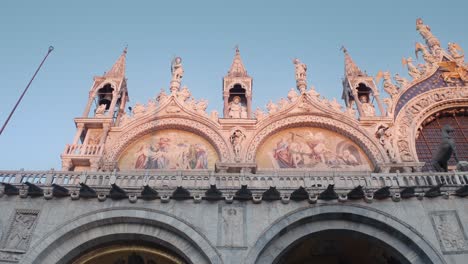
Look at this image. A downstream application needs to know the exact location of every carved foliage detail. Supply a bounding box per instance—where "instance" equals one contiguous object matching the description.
[2,209,39,252]
[430,210,468,254]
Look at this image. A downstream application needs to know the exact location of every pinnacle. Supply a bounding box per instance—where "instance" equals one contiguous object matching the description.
[343,48,366,78]
[227,47,249,77]
[105,47,127,78]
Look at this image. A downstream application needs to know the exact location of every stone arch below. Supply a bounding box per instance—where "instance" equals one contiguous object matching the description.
[246,115,386,168]
[104,117,231,165]
[394,87,468,162]
[22,208,223,264]
[244,204,445,264]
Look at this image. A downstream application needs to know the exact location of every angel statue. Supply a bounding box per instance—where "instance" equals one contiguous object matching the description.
[171,57,184,82]
[448,42,465,63]
[376,71,399,97]
[402,57,421,80]
[415,42,437,67]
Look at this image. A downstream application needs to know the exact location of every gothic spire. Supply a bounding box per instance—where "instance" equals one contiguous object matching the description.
[227,46,249,77]
[105,47,127,78]
[342,47,366,78]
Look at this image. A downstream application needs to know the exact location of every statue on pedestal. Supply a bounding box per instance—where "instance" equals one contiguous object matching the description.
[228,96,243,118]
[431,125,459,172]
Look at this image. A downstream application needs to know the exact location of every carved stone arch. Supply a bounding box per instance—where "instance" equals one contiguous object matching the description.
[22,207,223,264]
[244,204,446,264]
[245,114,387,167]
[103,116,231,165]
[394,87,468,162]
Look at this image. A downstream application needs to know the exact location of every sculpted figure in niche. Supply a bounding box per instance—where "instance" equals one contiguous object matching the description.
[359,95,375,117]
[95,104,106,116]
[230,130,246,162]
[376,125,397,163]
[228,96,246,118]
[5,213,37,251]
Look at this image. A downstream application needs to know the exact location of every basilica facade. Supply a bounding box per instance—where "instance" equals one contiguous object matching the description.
[0,18,468,264]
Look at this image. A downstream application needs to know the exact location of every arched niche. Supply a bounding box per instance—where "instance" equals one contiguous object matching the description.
[393,87,468,163]
[117,129,219,170]
[415,107,468,171]
[104,117,230,165]
[255,127,373,171]
[246,115,386,168]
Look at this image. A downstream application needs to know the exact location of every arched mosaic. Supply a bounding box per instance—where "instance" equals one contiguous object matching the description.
[118,129,219,170]
[256,127,372,171]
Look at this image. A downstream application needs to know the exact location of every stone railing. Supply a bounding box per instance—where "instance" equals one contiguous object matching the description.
[63,144,104,156]
[1,170,467,191]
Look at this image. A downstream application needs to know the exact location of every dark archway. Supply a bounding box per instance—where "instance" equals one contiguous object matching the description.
[275,229,409,264]
[70,240,186,264]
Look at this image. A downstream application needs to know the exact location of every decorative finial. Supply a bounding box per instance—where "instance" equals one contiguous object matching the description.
[235,45,240,54]
[340,46,347,54]
[123,45,128,54]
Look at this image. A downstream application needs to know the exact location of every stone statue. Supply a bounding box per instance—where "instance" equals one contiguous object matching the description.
[382,98,394,117]
[448,42,465,64]
[228,96,243,118]
[416,18,441,53]
[171,57,184,82]
[415,42,437,67]
[230,129,246,162]
[377,71,399,97]
[359,95,375,117]
[376,125,397,163]
[402,57,422,79]
[210,110,219,121]
[95,104,106,116]
[293,58,307,80]
[293,58,308,92]
[431,125,459,172]
[394,73,409,89]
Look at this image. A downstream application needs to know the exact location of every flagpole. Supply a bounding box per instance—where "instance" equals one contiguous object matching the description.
[0,46,54,136]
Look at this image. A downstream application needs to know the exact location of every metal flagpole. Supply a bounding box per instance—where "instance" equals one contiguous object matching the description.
[0,46,54,136]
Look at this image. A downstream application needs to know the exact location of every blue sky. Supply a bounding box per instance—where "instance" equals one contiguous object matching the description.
[1,0,467,170]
